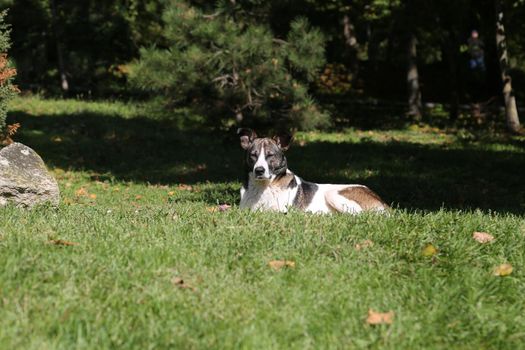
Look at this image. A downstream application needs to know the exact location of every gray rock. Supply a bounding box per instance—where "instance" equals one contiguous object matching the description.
[0,143,60,207]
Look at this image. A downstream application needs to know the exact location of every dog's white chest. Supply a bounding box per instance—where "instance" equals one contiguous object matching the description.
[240,181,295,212]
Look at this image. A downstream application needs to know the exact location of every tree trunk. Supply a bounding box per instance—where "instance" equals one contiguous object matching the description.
[49,0,69,93]
[444,36,460,120]
[343,14,359,80]
[407,34,422,119]
[495,0,520,133]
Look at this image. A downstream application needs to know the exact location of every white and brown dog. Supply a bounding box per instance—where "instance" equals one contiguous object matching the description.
[238,128,388,214]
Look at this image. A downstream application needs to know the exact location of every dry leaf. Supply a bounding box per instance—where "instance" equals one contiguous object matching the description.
[168,191,175,196]
[366,309,394,325]
[218,204,231,212]
[89,193,97,199]
[177,184,193,191]
[472,231,494,244]
[7,123,20,136]
[268,260,295,271]
[493,263,513,276]
[75,188,88,197]
[171,277,195,291]
[49,239,79,246]
[355,239,374,251]
[135,195,143,200]
[422,244,438,257]
[207,204,232,213]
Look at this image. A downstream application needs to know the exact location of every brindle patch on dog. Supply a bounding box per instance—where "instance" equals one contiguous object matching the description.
[338,186,387,210]
[293,179,319,209]
[272,173,295,189]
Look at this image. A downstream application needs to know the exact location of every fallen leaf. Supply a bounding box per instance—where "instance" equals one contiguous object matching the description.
[207,204,232,213]
[422,244,438,257]
[366,309,394,325]
[89,193,97,199]
[177,184,193,191]
[493,263,513,276]
[218,204,231,212]
[355,239,374,251]
[268,260,295,271]
[75,188,88,197]
[48,239,79,246]
[473,231,494,244]
[168,191,175,196]
[171,277,195,291]
[135,195,142,200]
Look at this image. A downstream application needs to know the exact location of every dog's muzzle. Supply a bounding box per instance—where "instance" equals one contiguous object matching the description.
[254,166,265,178]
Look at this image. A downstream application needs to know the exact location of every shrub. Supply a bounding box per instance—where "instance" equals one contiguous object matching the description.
[0,10,17,138]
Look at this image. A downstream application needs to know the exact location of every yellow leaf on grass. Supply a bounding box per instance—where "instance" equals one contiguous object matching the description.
[473,231,494,244]
[75,188,88,197]
[422,244,438,257]
[366,309,394,325]
[89,193,97,199]
[355,239,374,251]
[493,263,513,276]
[268,260,295,271]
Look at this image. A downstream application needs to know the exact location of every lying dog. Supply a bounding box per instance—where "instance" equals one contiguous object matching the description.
[238,128,388,213]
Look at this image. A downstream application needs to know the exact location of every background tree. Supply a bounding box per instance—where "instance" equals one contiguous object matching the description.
[495,0,521,133]
[130,0,328,131]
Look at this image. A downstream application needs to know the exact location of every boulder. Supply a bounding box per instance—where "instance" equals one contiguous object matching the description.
[0,143,60,207]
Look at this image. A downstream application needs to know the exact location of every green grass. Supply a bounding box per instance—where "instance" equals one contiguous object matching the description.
[1,96,525,349]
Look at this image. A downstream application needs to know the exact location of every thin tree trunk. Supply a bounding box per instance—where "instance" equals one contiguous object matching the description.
[495,0,520,133]
[444,37,460,120]
[343,14,359,80]
[50,0,69,93]
[407,34,422,119]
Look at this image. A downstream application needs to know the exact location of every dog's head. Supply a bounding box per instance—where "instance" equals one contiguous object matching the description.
[237,128,293,181]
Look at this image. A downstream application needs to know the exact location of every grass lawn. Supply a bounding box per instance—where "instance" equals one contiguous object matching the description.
[1,96,525,349]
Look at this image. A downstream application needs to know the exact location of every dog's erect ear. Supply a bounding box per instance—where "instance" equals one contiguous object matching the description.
[237,128,257,150]
[273,133,293,151]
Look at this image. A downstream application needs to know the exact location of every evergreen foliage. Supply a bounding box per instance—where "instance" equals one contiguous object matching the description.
[0,10,16,135]
[130,0,328,131]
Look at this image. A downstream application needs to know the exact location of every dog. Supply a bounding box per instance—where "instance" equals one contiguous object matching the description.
[238,128,388,214]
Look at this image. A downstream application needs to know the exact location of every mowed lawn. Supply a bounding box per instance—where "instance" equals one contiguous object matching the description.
[1,97,525,349]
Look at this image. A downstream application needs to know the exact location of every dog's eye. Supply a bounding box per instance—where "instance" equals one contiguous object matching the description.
[266,153,275,158]
[250,152,258,158]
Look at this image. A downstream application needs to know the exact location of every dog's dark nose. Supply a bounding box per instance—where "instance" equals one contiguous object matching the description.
[254,167,265,177]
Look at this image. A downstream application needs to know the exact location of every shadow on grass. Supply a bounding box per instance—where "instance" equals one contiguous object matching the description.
[7,110,525,214]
